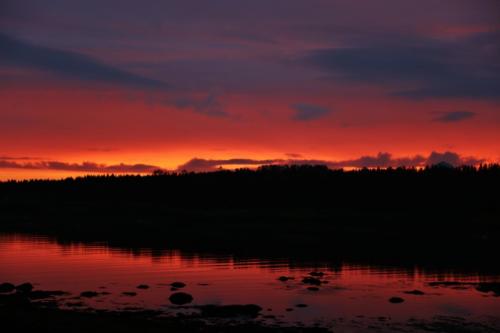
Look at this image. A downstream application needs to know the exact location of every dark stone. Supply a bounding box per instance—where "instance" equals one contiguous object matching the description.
[295,304,308,308]
[428,281,474,287]
[80,291,99,298]
[169,292,193,305]
[307,287,320,291]
[309,271,325,277]
[66,301,85,307]
[136,284,149,289]
[28,290,68,300]
[0,283,15,293]
[285,308,294,312]
[122,292,137,297]
[302,277,321,285]
[476,283,500,296]
[170,282,186,288]
[121,306,145,311]
[389,297,405,303]
[170,287,178,291]
[35,300,59,308]
[15,283,34,293]
[199,304,262,318]
[404,290,425,295]
[278,276,292,282]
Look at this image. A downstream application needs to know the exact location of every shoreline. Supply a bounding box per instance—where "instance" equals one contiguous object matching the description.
[1,286,499,333]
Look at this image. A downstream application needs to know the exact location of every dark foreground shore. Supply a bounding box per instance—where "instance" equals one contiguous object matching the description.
[0,291,328,333]
[1,285,499,333]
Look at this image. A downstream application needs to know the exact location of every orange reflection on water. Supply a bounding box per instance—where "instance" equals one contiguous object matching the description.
[0,233,499,324]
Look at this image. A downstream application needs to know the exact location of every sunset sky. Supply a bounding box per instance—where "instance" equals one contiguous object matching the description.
[1,0,499,179]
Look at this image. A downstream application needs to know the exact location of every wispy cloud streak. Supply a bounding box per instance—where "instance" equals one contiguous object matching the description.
[0,160,162,173]
[433,111,476,123]
[177,151,485,172]
[0,33,168,89]
[0,151,486,175]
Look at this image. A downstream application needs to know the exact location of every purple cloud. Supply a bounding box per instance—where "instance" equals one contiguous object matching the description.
[291,103,332,121]
[0,151,486,176]
[0,33,168,89]
[176,151,484,172]
[0,159,163,173]
[171,93,228,117]
[433,111,476,123]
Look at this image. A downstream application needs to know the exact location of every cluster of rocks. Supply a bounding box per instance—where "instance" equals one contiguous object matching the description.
[278,271,330,292]
[0,282,70,300]
[429,281,500,297]
[2,279,306,320]
[168,281,193,305]
[276,272,431,305]
[80,291,110,298]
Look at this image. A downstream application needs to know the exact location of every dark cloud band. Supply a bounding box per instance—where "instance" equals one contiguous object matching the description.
[176,151,484,172]
[0,33,168,89]
[0,160,162,174]
[0,151,486,175]
[291,103,332,121]
[302,31,500,99]
[433,111,476,123]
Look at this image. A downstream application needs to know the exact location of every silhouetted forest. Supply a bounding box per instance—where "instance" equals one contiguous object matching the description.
[1,164,499,264]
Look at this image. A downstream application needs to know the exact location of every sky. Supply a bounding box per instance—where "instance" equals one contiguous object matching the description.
[1,0,499,179]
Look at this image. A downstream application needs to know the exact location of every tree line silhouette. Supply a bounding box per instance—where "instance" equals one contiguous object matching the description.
[1,164,498,211]
[0,164,499,263]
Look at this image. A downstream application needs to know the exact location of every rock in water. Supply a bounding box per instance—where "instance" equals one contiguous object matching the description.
[476,283,500,296]
[122,292,137,297]
[80,291,99,298]
[277,276,292,282]
[302,277,321,285]
[170,282,186,288]
[15,283,34,293]
[169,292,193,305]
[389,297,405,303]
[27,290,68,300]
[199,304,262,318]
[0,283,15,293]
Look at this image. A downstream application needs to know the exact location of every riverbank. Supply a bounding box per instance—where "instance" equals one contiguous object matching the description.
[1,285,499,333]
[0,290,330,333]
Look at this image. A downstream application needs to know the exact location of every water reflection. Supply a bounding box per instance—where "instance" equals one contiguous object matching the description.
[0,233,498,325]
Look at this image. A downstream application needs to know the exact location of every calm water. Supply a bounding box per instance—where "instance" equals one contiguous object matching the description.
[1,233,499,327]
